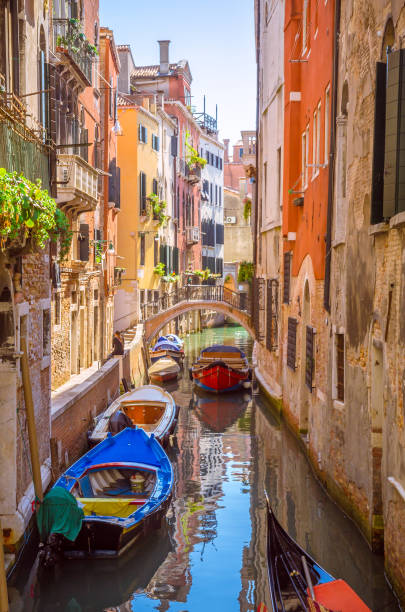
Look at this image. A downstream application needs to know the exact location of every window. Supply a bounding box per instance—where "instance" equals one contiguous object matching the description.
[325,86,330,165]
[109,77,113,118]
[54,292,61,326]
[302,126,309,188]
[287,318,297,370]
[152,134,160,151]
[302,0,310,53]
[283,252,291,304]
[312,103,321,178]
[215,185,218,205]
[305,326,315,391]
[239,147,243,159]
[154,238,159,266]
[266,279,279,351]
[138,124,147,143]
[140,234,145,266]
[139,172,147,214]
[335,333,345,401]
[152,178,158,195]
[42,308,51,357]
[210,183,213,203]
[218,187,222,206]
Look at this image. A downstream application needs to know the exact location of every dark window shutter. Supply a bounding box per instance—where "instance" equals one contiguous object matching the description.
[305,326,315,391]
[116,167,121,209]
[287,317,297,370]
[283,252,291,304]
[144,126,147,143]
[156,136,160,151]
[266,279,279,351]
[171,135,178,156]
[173,246,179,274]
[154,239,158,266]
[253,277,265,342]
[383,49,405,218]
[79,223,89,261]
[336,333,345,401]
[140,234,145,265]
[371,62,387,224]
[152,178,158,195]
[140,172,146,214]
[216,224,224,244]
[108,159,116,202]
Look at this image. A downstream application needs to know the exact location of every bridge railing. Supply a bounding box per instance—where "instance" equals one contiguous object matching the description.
[140,285,251,321]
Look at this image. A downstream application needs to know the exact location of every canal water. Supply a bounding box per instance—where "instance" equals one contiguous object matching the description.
[9,325,399,611]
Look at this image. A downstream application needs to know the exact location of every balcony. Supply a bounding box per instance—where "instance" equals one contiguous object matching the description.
[186,226,200,245]
[56,154,98,212]
[53,19,94,88]
[186,164,201,185]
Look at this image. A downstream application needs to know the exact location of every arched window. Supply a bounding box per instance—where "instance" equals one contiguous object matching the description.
[381,18,395,61]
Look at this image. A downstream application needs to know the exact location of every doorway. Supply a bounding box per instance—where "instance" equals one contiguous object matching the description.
[299,282,310,432]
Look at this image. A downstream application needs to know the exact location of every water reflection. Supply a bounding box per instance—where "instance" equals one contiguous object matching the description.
[8,326,398,611]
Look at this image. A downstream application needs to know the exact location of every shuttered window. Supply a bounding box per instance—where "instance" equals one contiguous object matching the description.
[154,239,159,266]
[152,178,158,195]
[283,252,292,304]
[253,278,266,342]
[139,172,147,214]
[78,223,89,261]
[266,279,279,351]
[171,135,178,156]
[371,62,387,224]
[138,124,147,143]
[173,246,179,274]
[140,234,145,266]
[216,224,224,244]
[287,317,297,370]
[152,134,160,151]
[305,326,315,391]
[336,333,345,401]
[383,49,405,218]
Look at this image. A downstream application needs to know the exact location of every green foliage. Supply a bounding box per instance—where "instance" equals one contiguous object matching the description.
[162,272,180,283]
[0,168,72,259]
[185,130,207,169]
[56,18,98,56]
[243,197,252,221]
[147,193,168,227]
[153,262,166,276]
[238,261,254,283]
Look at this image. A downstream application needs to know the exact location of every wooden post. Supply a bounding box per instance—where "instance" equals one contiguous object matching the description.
[20,337,43,503]
[0,521,9,612]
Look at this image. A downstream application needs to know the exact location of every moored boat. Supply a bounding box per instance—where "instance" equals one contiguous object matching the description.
[148,356,180,384]
[265,496,371,612]
[191,345,250,393]
[150,339,184,364]
[38,428,174,560]
[89,385,178,447]
[157,334,184,350]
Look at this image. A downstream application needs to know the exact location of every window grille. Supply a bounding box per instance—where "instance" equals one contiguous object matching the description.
[266,279,279,351]
[305,326,315,391]
[287,317,297,370]
[283,252,292,304]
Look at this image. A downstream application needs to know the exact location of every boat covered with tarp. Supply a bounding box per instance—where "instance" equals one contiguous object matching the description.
[149,339,184,364]
[157,334,184,350]
[265,496,371,612]
[38,428,174,560]
[89,385,178,447]
[191,344,250,393]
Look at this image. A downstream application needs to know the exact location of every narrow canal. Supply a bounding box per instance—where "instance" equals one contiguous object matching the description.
[9,326,399,611]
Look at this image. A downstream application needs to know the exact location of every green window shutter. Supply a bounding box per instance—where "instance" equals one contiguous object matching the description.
[371,62,387,224]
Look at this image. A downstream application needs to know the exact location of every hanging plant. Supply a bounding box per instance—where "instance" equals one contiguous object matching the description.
[0,169,72,259]
[162,272,180,283]
[243,197,252,220]
[185,130,207,169]
[146,193,169,227]
[238,261,254,283]
[153,262,166,276]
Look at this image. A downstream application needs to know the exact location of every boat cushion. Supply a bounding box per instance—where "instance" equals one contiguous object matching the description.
[79,497,146,518]
[311,580,371,612]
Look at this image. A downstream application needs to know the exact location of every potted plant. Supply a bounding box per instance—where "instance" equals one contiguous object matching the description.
[153,262,166,277]
[237,261,254,284]
[185,131,207,171]
[146,193,169,227]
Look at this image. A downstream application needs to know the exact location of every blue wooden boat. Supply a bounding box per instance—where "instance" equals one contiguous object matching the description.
[150,339,184,364]
[48,428,174,559]
[157,334,184,350]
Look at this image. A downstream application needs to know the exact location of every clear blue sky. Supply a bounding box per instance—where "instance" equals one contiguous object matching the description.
[100,0,256,147]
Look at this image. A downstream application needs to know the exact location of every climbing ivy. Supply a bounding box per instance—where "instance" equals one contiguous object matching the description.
[0,169,72,259]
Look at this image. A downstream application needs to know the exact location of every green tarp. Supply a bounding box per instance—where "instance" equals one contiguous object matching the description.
[36,486,84,543]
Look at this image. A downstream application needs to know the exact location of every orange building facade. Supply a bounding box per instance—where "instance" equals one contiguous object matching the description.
[281,0,334,433]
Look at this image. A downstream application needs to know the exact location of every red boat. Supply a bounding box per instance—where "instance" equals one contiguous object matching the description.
[191,345,250,393]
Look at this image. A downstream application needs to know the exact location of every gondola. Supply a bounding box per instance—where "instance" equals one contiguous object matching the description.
[190,344,250,393]
[148,356,180,383]
[265,497,371,611]
[88,385,178,447]
[149,339,184,364]
[38,428,174,560]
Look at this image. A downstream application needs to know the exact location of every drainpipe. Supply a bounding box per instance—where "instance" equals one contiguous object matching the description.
[253,0,260,273]
[102,40,111,356]
[324,0,341,311]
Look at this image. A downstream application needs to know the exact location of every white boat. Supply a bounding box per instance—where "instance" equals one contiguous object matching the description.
[89,385,178,448]
[148,356,180,383]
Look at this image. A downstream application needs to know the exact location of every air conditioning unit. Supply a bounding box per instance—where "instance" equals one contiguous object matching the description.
[186,226,200,244]
[225,216,236,224]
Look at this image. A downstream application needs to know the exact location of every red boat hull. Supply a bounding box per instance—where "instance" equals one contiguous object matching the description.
[192,363,249,393]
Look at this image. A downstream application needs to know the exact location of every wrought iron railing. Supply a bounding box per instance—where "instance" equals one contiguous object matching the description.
[53,19,93,85]
[140,285,251,321]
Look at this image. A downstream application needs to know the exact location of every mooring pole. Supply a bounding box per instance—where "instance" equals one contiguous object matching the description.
[20,337,43,503]
[0,521,9,612]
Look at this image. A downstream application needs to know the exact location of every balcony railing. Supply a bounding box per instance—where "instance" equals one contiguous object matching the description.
[56,153,98,209]
[53,19,93,86]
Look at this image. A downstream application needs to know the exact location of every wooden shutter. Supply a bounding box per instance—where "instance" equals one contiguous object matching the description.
[152,178,158,195]
[140,172,146,213]
[383,49,405,218]
[283,252,291,304]
[143,126,147,143]
[266,279,279,351]
[171,135,178,156]
[154,239,158,266]
[116,167,121,209]
[140,234,145,265]
[305,326,315,391]
[287,317,297,370]
[173,246,179,274]
[79,224,89,261]
[371,62,387,224]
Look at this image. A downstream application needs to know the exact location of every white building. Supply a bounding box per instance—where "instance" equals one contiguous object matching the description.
[200,133,225,277]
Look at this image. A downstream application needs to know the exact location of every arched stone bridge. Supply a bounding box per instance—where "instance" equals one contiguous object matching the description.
[142,285,253,343]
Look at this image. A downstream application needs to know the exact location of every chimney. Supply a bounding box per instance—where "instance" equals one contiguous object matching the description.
[223,139,230,163]
[158,40,170,75]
